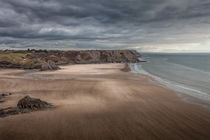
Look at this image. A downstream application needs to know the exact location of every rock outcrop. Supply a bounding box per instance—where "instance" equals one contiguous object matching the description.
[121,63,131,72]
[41,60,60,71]
[17,96,52,113]
[0,96,52,117]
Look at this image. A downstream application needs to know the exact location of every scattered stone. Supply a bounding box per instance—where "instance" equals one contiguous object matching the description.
[1,93,9,97]
[0,93,12,97]
[0,93,12,103]
[17,96,52,113]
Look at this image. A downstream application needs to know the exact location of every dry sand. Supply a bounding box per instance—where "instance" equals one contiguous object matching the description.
[0,64,210,140]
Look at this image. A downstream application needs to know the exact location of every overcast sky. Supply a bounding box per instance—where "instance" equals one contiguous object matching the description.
[0,0,210,52]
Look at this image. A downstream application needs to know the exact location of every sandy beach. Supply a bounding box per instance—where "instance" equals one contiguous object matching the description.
[0,63,210,140]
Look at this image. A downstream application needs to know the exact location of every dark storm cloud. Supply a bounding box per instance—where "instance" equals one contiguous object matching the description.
[0,0,210,52]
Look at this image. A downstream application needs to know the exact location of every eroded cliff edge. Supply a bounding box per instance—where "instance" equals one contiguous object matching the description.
[0,50,141,70]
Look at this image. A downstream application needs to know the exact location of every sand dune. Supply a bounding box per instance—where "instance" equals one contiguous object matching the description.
[0,64,210,140]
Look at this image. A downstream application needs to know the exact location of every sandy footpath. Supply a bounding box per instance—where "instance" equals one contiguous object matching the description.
[0,64,210,140]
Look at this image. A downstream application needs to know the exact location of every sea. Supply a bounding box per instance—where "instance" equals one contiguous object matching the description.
[130,53,210,102]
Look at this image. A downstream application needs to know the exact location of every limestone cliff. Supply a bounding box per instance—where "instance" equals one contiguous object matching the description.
[0,50,141,70]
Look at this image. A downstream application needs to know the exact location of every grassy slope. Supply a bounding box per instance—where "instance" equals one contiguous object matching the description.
[0,52,43,69]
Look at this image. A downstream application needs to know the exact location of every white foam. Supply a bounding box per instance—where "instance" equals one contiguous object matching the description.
[130,63,210,102]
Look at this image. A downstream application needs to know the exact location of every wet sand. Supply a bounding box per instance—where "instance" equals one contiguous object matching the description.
[0,64,210,140]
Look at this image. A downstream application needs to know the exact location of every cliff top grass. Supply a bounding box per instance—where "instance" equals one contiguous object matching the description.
[0,52,43,69]
[0,52,28,62]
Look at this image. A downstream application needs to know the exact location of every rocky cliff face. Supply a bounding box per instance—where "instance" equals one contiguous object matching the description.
[40,60,60,71]
[33,50,141,64]
[0,50,141,70]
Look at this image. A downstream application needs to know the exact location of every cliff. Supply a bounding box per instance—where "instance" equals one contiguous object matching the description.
[0,50,141,70]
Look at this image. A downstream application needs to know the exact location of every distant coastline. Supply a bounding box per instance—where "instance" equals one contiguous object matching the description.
[0,49,141,70]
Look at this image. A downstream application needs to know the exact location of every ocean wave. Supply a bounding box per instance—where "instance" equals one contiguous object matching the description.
[130,63,210,102]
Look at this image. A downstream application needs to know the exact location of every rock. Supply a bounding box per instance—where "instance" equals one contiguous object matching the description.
[121,63,131,72]
[17,96,52,113]
[41,60,60,71]
[1,93,9,97]
[0,93,12,103]
[0,96,52,118]
[0,107,19,117]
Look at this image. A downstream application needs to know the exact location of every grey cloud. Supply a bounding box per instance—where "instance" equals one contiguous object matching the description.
[0,0,210,52]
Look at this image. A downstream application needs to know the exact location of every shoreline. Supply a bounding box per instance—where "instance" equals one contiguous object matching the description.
[0,63,210,139]
[130,63,210,105]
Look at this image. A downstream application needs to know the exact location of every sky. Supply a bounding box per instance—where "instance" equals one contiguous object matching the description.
[0,0,210,52]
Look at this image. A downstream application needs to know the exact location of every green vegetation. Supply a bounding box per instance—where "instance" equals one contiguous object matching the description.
[0,52,43,69]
